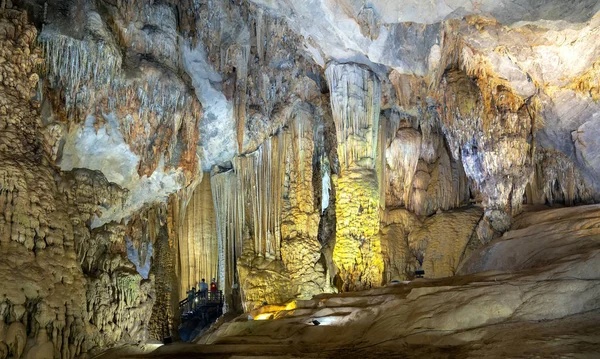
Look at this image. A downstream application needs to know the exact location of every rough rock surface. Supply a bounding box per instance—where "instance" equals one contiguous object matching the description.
[0,8,154,358]
[39,0,203,226]
[174,205,600,358]
[2,0,600,356]
[380,207,483,281]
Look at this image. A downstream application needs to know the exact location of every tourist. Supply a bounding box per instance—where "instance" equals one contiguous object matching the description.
[210,278,217,294]
[199,278,208,298]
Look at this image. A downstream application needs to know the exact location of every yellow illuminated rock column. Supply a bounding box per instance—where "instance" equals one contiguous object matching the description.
[326,62,384,291]
[334,168,383,290]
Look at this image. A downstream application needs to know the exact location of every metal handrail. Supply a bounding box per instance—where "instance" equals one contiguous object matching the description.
[179,290,223,316]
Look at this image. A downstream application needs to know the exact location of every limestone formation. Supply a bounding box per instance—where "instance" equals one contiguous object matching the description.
[0,8,155,357]
[174,176,218,295]
[189,205,600,358]
[326,63,384,291]
[35,0,211,230]
[2,0,600,357]
[333,169,383,291]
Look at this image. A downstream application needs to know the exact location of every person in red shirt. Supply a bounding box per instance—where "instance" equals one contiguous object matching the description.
[210,278,217,293]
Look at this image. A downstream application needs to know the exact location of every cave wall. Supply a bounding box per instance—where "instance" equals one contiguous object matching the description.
[0,8,154,358]
[0,11,88,358]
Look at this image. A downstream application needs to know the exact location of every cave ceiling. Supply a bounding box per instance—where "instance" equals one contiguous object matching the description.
[10,0,597,226]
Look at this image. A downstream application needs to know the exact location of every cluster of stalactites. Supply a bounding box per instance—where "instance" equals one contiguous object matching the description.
[325,63,381,170]
[41,31,200,120]
[211,168,245,310]
[527,150,594,207]
[232,131,289,259]
[175,176,219,295]
[39,23,202,178]
[377,108,470,216]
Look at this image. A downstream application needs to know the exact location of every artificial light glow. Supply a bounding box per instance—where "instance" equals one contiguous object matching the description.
[248,301,297,321]
[285,300,297,311]
[308,316,338,326]
[254,313,273,320]
[145,344,163,349]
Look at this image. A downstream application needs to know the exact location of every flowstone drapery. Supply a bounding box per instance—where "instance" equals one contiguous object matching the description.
[175,176,218,294]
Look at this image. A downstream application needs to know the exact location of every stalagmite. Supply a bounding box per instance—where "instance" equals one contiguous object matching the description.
[280,107,332,299]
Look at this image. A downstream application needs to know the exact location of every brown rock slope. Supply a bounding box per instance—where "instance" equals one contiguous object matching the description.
[141,204,600,358]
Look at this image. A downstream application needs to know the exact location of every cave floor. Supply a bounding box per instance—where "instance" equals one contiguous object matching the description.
[100,205,600,359]
[103,309,600,358]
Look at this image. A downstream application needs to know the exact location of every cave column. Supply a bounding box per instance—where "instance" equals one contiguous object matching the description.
[174,175,219,296]
[325,63,384,291]
[211,168,245,312]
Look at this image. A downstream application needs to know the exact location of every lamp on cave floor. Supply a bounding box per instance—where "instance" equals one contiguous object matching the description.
[415,270,425,278]
[311,319,320,326]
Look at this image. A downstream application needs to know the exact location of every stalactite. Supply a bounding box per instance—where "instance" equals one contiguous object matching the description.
[379,110,404,210]
[386,127,422,208]
[40,31,121,112]
[291,108,314,209]
[255,8,264,62]
[527,150,593,206]
[211,167,245,311]
[177,175,219,294]
[325,63,381,170]
[233,131,289,259]
[377,113,387,210]
[235,45,251,153]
